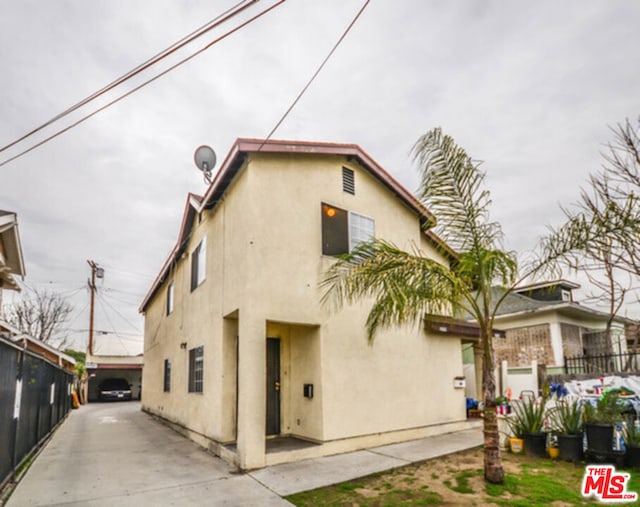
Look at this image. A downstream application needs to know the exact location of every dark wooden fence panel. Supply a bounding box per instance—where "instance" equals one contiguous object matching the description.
[0,336,72,488]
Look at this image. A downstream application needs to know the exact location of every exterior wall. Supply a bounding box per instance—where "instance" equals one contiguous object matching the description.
[494,310,627,367]
[142,151,465,468]
[560,323,584,358]
[494,324,552,366]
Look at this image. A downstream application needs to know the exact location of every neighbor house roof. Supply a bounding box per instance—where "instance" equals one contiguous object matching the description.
[513,279,580,293]
[0,210,26,290]
[11,333,76,371]
[492,287,637,326]
[140,139,455,312]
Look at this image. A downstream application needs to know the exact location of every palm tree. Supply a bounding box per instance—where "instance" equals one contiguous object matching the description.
[321,128,517,484]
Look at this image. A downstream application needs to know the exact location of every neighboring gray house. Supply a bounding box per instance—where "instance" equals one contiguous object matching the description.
[492,280,636,371]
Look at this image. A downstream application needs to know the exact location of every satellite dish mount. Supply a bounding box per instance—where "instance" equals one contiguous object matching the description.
[194,145,217,184]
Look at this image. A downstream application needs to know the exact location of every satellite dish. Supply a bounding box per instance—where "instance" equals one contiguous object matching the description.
[194,145,216,183]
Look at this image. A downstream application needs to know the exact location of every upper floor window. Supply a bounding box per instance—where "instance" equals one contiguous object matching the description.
[166,280,174,315]
[188,346,204,393]
[349,212,375,251]
[321,203,374,256]
[191,236,206,291]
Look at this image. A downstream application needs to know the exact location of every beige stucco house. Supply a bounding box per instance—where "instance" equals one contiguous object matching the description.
[139,139,474,470]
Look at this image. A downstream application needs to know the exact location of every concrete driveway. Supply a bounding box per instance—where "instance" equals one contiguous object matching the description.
[7,402,291,507]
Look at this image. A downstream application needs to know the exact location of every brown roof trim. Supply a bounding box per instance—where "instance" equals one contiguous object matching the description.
[140,138,456,312]
[202,139,455,258]
[426,316,506,339]
[89,363,143,370]
[215,138,436,221]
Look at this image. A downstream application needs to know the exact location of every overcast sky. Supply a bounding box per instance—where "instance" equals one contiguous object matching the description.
[2,0,639,354]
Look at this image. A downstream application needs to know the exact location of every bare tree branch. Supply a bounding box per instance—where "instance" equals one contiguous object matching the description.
[4,288,74,348]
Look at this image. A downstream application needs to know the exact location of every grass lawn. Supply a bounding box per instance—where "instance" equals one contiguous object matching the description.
[286,446,640,506]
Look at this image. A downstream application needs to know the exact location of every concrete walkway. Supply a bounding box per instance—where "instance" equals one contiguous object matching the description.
[250,427,483,497]
[6,402,482,506]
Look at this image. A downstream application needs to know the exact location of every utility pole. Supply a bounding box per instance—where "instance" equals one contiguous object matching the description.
[87,260,104,355]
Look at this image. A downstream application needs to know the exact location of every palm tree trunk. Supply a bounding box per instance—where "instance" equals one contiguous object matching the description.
[481,326,504,484]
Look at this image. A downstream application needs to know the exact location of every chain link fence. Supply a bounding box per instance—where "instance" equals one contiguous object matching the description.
[0,335,73,488]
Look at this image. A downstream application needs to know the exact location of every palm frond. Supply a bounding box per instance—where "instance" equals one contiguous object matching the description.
[321,239,463,341]
[456,248,517,290]
[412,128,503,252]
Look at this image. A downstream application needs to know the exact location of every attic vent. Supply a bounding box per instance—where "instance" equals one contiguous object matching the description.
[342,167,355,194]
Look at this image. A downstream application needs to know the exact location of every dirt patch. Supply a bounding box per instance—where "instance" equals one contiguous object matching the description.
[286,445,620,506]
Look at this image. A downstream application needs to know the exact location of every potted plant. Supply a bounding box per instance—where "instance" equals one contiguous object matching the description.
[507,397,548,457]
[549,397,584,462]
[504,414,524,454]
[584,390,625,462]
[623,417,640,469]
[494,396,511,415]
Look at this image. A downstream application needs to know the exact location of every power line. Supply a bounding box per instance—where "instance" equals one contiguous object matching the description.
[96,296,131,354]
[100,291,142,307]
[261,0,370,146]
[103,287,146,297]
[0,0,258,156]
[98,292,142,332]
[0,0,287,168]
[65,328,142,339]
[99,264,156,281]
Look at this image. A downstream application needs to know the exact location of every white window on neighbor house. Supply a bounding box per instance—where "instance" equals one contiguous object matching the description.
[191,236,206,291]
[321,203,375,255]
[163,358,171,392]
[166,280,174,315]
[188,346,204,393]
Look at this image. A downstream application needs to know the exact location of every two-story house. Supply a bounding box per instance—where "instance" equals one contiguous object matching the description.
[139,139,474,470]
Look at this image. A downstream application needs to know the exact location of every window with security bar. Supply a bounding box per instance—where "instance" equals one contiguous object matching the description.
[188,346,203,393]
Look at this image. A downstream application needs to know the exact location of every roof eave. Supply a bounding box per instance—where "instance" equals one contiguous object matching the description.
[494,302,639,326]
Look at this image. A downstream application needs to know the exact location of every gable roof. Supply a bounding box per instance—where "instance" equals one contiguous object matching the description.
[491,287,637,326]
[139,138,455,312]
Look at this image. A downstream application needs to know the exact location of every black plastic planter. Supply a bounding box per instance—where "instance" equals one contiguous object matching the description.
[585,423,625,465]
[557,434,584,463]
[523,432,547,458]
[585,423,614,453]
[626,445,640,469]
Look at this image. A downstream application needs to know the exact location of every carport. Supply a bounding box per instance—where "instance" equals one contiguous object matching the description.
[86,353,143,401]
